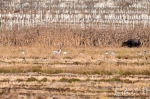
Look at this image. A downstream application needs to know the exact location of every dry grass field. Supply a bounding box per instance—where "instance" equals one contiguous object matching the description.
[1,0,150,98]
[0,25,150,99]
[0,46,150,99]
[0,47,149,75]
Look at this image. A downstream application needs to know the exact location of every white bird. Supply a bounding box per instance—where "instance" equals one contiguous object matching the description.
[21,49,26,60]
[137,51,142,56]
[105,51,109,55]
[104,51,109,60]
[22,49,25,55]
[52,47,61,55]
[78,52,83,56]
[63,51,68,55]
[143,51,146,55]
[143,50,148,60]
[109,51,115,55]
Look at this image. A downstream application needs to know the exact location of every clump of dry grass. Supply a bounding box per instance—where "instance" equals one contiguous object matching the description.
[60,78,81,83]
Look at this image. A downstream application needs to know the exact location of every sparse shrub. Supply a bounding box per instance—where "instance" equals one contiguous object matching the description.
[117,56,122,59]
[27,77,38,82]
[73,61,82,65]
[55,70,63,74]
[52,79,56,82]
[85,78,90,81]
[60,78,81,83]
[0,79,10,82]
[122,79,132,83]
[32,66,42,72]
[40,78,48,82]
[16,79,24,82]
[98,78,121,82]
[63,56,73,59]
[109,78,121,82]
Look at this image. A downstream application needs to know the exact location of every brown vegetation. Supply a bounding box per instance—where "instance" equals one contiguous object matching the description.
[0,46,149,75]
[0,25,150,47]
[115,1,133,8]
[0,25,149,99]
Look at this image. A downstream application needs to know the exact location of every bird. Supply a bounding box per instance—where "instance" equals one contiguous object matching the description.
[143,51,148,60]
[143,51,146,55]
[21,49,25,60]
[109,51,115,55]
[78,52,83,56]
[104,51,109,59]
[105,51,109,55]
[52,47,61,55]
[137,51,142,56]
[62,51,68,55]
[22,49,25,55]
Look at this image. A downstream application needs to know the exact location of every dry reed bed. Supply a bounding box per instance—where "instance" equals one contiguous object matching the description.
[0,26,150,47]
